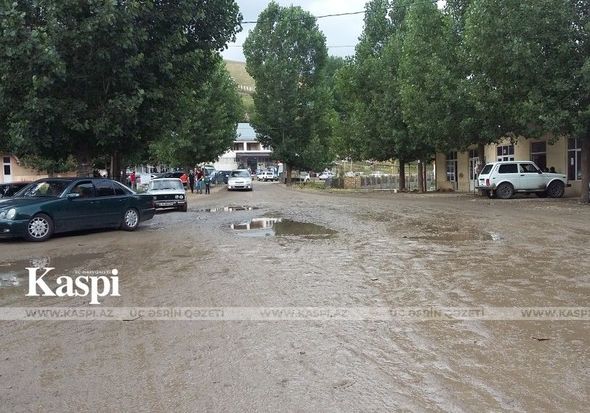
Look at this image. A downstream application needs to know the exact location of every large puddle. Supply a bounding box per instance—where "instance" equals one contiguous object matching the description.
[231,218,337,239]
[202,206,260,213]
[0,253,103,289]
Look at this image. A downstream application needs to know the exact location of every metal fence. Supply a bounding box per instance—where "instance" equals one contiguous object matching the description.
[325,171,436,191]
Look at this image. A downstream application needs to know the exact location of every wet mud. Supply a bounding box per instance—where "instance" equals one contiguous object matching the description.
[0,184,588,411]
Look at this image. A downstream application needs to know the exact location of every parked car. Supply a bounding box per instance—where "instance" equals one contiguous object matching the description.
[146,178,187,212]
[160,171,189,187]
[318,171,335,180]
[227,169,253,191]
[476,161,569,199]
[0,178,155,241]
[0,182,31,198]
[260,170,278,182]
[217,170,231,185]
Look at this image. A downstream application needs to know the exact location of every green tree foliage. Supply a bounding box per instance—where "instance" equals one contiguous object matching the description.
[0,0,241,175]
[335,0,417,189]
[243,2,330,183]
[464,0,588,199]
[150,59,242,169]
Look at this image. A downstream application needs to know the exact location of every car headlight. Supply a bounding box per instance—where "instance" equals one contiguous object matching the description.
[0,208,16,220]
[179,195,184,200]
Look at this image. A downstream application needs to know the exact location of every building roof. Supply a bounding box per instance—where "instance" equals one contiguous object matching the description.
[236,123,258,142]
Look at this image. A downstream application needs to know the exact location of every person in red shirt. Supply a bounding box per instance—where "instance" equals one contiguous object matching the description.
[180,172,189,187]
[129,170,136,189]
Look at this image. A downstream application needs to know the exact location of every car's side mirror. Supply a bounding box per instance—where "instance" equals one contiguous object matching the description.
[67,193,81,199]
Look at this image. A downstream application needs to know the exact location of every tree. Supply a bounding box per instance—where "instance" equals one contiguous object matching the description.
[0,0,242,177]
[464,0,587,200]
[243,2,329,184]
[399,1,460,191]
[335,0,415,190]
[150,59,242,169]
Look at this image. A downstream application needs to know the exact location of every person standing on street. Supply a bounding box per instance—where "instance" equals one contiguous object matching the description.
[130,170,136,190]
[196,168,204,194]
[204,174,211,194]
[188,170,195,193]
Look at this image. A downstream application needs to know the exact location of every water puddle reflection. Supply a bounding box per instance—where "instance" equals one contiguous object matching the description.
[0,253,102,289]
[231,218,337,239]
[202,206,260,213]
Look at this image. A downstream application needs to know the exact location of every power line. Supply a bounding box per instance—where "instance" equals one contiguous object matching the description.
[242,10,364,25]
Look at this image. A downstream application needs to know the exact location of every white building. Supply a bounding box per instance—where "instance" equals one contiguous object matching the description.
[214,123,275,172]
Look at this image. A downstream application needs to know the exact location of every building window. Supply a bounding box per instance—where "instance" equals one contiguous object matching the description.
[497,145,514,161]
[2,156,10,176]
[530,141,547,171]
[568,138,581,181]
[446,151,457,182]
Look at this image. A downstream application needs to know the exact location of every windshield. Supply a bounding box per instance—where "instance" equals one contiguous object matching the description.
[15,180,70,198]
[231,170,250,178]
[150,180,184,190]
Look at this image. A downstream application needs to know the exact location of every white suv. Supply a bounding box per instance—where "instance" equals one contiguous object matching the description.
[476,161,569,199]
[259,170,278,182]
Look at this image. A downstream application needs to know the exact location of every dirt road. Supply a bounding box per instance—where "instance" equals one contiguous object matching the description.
[1,183,589,412]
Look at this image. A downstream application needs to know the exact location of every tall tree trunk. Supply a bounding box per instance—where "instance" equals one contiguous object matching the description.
[110,151,122,183]
[422,160,428,192]
[399,160,406,191]
[581,137,590,203]
[477,142,485,166]
[285,163,293,186]
[75,140,91,177]
[417,161,424,193]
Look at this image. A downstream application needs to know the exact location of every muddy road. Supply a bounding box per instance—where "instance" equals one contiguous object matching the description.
[1,183,589,412]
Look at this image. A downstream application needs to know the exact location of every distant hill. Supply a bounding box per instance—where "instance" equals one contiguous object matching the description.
[224,60,255,91]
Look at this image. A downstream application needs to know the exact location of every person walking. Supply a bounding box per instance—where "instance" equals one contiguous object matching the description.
[196,168,204,194]
[204,174,211,194]
[188,170,195,193]
[129,170,136,190]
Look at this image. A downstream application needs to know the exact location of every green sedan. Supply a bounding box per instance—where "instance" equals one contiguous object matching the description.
[0,178,156,241]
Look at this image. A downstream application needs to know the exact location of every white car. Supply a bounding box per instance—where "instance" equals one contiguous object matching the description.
[260,170,278,181]
[318,171,335,180]
[227,169,253,191]
[145,178,187,211]
[476,161,569,199]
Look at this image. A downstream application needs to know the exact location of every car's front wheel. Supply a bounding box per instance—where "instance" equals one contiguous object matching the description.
[547,181,565,198]
[121,208,140,231]
[25,213,54,242]
[179,203,188,212]
[495,182,514,199]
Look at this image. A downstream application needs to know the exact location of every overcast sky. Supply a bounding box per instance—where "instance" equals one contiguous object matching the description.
[221,0,369,62]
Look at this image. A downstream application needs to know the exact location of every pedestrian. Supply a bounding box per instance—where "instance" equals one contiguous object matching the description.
[129,170,136,190]
[188,170,195,193]
[196,168,204,194]
[204,174,211,194]
[180,172,189,188]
